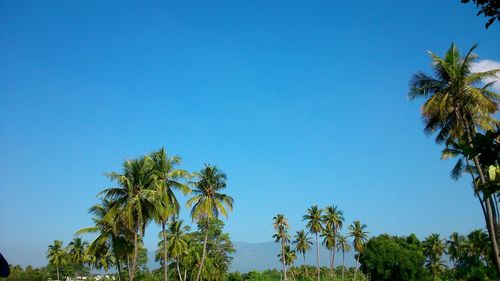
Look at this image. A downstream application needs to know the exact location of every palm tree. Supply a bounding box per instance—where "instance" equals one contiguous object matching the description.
[348,221,368,281]
[409,43,500,273]
[303,205,323,281]
[278,245,297,277]
[446,232,465,267]
[321,225,336,277]
[423,233,446,280]
[99,156,157,281]
[273,214,290,281]
[336,234,351,281]
[467,229,489,262]
[293,230,312,277]
[150,148,191,281]
[77,199,132,281]
[47,240,67,281]
[322,205,344,276]
[187,164,233,281]
[67,237,88,277]
[156,219,191,281]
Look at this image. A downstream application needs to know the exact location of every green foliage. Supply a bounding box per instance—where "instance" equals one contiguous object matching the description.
[359,234,427,281]
[461,0,500,28]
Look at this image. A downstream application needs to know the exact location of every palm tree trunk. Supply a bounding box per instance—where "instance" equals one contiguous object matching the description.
[130,231,139,281]
[315,233,320,281]
[353,252,360,281]
[282,239,287,281]
[303,253,307,278]
[115,254,123,281]
[183,269,187,281]
[330,248,334,277]
[332,236,336,278]
[176,258,182,281]
[341,251,345,281]
[56,266,60,281]
[195,223,209,281]
[163,221,169,281]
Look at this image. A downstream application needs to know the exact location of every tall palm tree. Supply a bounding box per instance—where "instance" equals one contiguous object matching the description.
[423,233,446,280]
[273,214,290,281]
[336,234,351,281]
[67,237,88,277]
[150,148,191,281]
[47,240,67,281]
[99,156,157,281]
[303,205,323,281]
[409,43,500,273]
[278,245,297,274]
[76,199,131,281]
[187,164,233,281]
[322,205,344,275]
[348,221,368,281]
[293,230,312,277]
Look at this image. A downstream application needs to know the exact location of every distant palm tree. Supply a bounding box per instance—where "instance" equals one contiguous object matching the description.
[321,225,336,277]
[303,205,323,281]
[336,235,351,281]
[278,245,297,275]
[322,205,344,275]
[187,164,233,281]
[273,214,290,281]
[150,148,191,281]
[446,232,465,267]
[423,233,446,280]
[293,230,312,277]
[67,237,88,277]
[47,240,67,281]
[99,156,157,281]
[467,229,489,262]
[348,221,368,281]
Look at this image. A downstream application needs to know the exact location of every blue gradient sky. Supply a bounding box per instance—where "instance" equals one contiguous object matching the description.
[1,0,499,267]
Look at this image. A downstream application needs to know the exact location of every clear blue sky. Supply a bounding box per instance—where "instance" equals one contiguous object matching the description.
[1,0,499,267]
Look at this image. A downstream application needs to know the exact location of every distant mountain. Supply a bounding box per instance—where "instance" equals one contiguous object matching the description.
[230,241,356,273]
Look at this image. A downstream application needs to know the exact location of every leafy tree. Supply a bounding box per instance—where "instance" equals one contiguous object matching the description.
[156,219,191,281]
[46,240,67,281]
[409,43,500,274]
[303,205,323,281]
[447,232,467,267]
[359,234,427,281]
[461,0,500,28]
[292,229,312,277]
[348,221,368,281]
[187,165,233,281]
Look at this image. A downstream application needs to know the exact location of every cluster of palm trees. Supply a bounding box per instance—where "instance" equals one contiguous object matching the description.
[421,230,492,279]
[409,43,500,274]
[46,238,89,281]
[74,148,233,281]
[273,205,368,281]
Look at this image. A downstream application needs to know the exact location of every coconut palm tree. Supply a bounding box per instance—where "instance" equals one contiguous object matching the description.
[303,205,323,281]
[156,219,191,281]
[187,164,233,281]
[446,232,466,267]
[150,148,191,281]
[409,43,500,273]
[348,221,368,281]
[47,240,67,281]
[336,234,351,281]
[67,237,88,277]
[467,229,489,262]
[321,225,336,277]
[278,245,297,275]
[423,233,446,280]
[273,214,290,281]
[322,205,344,276]
[99,156,157,281]
[77,198,132,281]
[293,230,312,277]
